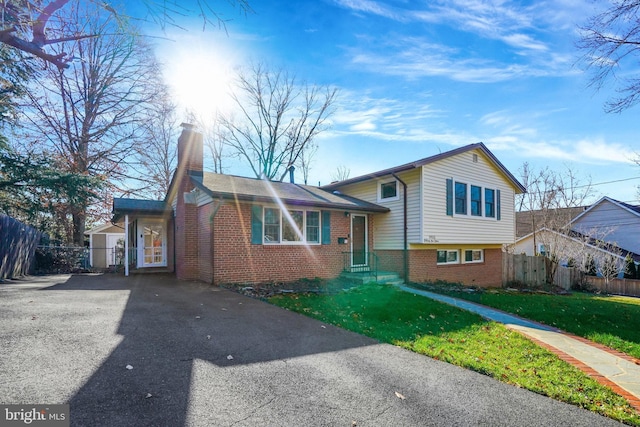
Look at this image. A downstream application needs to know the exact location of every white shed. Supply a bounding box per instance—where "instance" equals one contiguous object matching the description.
[85,223,125,269]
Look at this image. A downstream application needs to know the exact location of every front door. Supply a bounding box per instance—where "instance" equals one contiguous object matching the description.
[138,221,166,267]
[351,214,367,267]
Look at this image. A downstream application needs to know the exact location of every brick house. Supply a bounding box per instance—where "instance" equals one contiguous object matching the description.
[112,124,524,287]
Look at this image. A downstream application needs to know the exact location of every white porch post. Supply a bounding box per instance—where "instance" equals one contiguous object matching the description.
[124,214,129,277]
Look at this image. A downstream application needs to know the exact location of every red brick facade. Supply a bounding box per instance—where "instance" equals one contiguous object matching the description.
[172,125,504,287]
[174,125,203,281]
[407,248,502,287]
[192,202,354,284]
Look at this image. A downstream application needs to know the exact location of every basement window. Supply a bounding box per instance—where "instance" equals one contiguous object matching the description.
[437,249,459,265]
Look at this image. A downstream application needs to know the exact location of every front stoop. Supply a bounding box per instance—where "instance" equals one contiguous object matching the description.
[130,267,173,275]
[342,271,404,286]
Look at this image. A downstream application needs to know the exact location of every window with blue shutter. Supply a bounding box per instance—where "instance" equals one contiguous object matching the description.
[251,205,263,244]
[321,211,331,244]
[446,179,453,216]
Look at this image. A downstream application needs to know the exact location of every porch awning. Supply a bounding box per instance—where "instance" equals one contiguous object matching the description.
[111,198,172,223]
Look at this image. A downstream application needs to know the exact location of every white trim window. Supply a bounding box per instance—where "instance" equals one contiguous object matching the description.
[264,207,321,245]
[454,182,467,215]
[447,178,500,220]
[378,180,399,202]
[437,249,459,265]
[464,249,484,263]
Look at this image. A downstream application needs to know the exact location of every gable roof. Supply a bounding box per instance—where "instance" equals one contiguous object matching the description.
[193,172,390,213]
[321,142,526,193]
[112,198,171,222]
[516,227,640,262]
[85,222,124,235]
[571,196,640,225]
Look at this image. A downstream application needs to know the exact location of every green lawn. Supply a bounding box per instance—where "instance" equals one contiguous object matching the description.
[270,284,640,426]
[415,284,640,360]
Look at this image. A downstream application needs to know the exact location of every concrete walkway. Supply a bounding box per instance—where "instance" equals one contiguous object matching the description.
[397,285,640,412]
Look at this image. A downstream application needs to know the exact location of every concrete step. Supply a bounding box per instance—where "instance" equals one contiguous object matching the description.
[342,271,404,286]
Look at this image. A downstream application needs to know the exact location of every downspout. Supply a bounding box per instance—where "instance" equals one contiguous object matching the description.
[392,173,408,282]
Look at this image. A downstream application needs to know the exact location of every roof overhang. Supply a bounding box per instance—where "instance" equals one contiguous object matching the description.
[191,179,390,214]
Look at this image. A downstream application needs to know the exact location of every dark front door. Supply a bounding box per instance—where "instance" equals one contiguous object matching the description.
[351,214,367,267]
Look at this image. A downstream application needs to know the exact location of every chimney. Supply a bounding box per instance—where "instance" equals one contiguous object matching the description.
[177,123,203,177]
[289,165,295,184]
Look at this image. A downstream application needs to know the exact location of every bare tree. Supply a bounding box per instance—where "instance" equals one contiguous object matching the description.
[135,86,180,199]
[0,0,251,69]
[220,63,337,181]
[577,0,640,113]
[331,165,351,183]
[17,1,161,244]
[296,140,317,184]
[191,112,228,174]
[570,226,626,287]
[518,163,593,257]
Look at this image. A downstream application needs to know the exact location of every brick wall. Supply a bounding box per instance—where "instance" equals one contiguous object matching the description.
[406,248,502,287]
[204,202,353,285]
[197,203,213,283]
[376,250,405,275]
[174,124,203,281]
[175,197,199,280]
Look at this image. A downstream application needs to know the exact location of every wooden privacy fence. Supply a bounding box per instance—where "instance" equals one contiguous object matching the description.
[502,253,546,288]
[0,215,42,280]
[503,253,640,297]
[580,276,640,298]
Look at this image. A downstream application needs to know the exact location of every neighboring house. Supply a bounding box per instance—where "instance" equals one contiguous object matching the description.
[571,197,640,257]
[513,227,638,265]
[111,124,525,287]
[513,197,640,272]
[85,223,125,269]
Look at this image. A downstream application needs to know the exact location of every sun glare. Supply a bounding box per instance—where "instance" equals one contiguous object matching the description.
[161,38,239,120]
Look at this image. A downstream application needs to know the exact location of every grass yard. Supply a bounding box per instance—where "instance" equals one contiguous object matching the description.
[270,284,640,425]
[415,283,640,360]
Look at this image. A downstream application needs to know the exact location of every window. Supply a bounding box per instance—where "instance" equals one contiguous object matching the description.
[380,181,398,200]
[470,185,482,216]
[446,179,500,220]
[283,210,303,242]
[485,189,495,218]
[263,208,321,245]
[454,182,467,215]
[306,211,320,243]
[437,249,459,265]
[464,249,483,263]
[264,208,280,243]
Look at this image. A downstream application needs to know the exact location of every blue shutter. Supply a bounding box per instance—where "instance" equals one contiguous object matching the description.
[251,205,263,244]
[446,178,453,216]
[321,211,331,244]
[496,190,501,221]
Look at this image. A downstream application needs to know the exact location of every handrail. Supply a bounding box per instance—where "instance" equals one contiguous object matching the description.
[342,251,379,282]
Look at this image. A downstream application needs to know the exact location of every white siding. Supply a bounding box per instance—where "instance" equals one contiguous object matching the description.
[572,199,640,254]
[422,149,516,245]
[336,168,422,250]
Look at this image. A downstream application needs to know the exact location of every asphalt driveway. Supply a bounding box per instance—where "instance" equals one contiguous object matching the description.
[0,274,621,426]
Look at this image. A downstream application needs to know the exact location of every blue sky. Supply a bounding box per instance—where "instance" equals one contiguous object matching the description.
[150,0,640,205]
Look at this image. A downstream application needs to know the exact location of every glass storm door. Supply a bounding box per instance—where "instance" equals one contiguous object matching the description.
[140,223,166,267]
[351,214,367,267]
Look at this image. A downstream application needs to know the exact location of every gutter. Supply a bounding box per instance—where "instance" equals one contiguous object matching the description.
[392,173,409,282]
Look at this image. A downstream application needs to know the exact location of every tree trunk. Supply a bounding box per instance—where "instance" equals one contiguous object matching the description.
[72,208,86,247]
